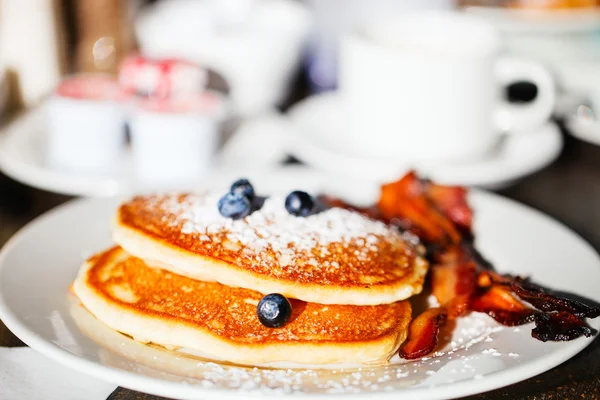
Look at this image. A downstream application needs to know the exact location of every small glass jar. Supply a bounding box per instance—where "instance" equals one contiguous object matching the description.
[129,92,227,189]
[46,74,128,175]
[119,55,208,98]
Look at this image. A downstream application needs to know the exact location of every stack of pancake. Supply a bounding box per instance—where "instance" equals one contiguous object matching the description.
[73,190,429,365]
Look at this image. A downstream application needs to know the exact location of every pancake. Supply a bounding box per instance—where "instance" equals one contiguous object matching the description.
[73,247,413,365]
[113,192,429,305]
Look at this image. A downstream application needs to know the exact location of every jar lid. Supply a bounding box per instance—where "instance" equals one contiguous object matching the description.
[134,91,228,119]
[119,54,208,98]
[55,74,128,101]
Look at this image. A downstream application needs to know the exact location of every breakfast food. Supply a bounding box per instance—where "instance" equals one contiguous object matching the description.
[112,185,429,306]
[72,173,600,368]
[73,178,426,365]
[73,247,412,365]
[326,172,599,358]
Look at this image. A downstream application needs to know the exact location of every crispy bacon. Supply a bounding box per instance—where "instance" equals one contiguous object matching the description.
[378,172,462,245]
[400,308,447,360]
[426,181,473,236]
[532,312,597,342]
[403,243,478,358]
[474,271,600,316]
[470,285,536,326]
[377,173,598,341]
[469,271,600,335]
[431,246,477,319]
[319,172,473,246]
[432,265,463,306]
[322,171,600,359]
[504,277,600,319]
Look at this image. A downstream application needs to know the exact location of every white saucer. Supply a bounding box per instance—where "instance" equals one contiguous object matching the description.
[285,93,563,190]
[0,108,132,197]
[563,100,600,147]
[567,116,600,146]
[0,169,599,399]
[0,106,230,197]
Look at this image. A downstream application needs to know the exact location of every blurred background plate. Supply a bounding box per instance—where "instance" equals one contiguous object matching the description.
[566,114,600,146]
[0,106,319,198]
[0,108,129,197]
[283,93,563,189]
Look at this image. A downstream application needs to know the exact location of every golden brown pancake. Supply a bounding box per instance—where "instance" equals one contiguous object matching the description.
[73,247,413,365]
[113,193,429,305]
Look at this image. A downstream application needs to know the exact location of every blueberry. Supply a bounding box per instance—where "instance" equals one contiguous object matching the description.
[218,192,251,220]
[230,178,255,200]
[257,293,292,328]
[251,195,267,211]
[285,191,314,217]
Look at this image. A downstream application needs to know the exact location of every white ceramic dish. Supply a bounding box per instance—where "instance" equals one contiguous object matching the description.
[0,169,599,400]
[285,93,563,189]
[0,105,228,197]
[0,108,131,196]
[567,114,600,147]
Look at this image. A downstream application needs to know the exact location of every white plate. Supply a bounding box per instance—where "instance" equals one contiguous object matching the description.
[0,168,599,400]
[566,114,600,147]
[286,93,563,190]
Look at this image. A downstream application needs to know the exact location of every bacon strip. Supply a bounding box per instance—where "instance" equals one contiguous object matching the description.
[322,171,600,359]
[431,246,477,319]
[470,285,536,326]
[400,308,447,360]
[426,181,473,237]
[532,312,597,342]
[378,172,462,245]
[504,277,600,319]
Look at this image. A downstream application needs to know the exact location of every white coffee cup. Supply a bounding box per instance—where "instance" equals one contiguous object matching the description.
[335,11,556,162]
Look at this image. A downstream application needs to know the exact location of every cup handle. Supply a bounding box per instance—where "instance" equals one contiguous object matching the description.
[493,56,556,134]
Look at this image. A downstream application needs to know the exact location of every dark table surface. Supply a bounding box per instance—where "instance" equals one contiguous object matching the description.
[0,122,599,400]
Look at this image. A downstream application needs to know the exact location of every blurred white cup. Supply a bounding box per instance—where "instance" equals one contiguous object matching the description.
[46,75,126,174]
[306,0,454,91]
[129,93,225,188]
[334,11,556,162]
[134,0,311,117]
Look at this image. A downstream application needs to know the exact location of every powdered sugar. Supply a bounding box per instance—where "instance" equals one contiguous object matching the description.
[122,192,420,286]
[161,191,402,259]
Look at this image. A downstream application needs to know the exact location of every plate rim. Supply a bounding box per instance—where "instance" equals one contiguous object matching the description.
[566,115,600,147]
[0,189,599,400]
